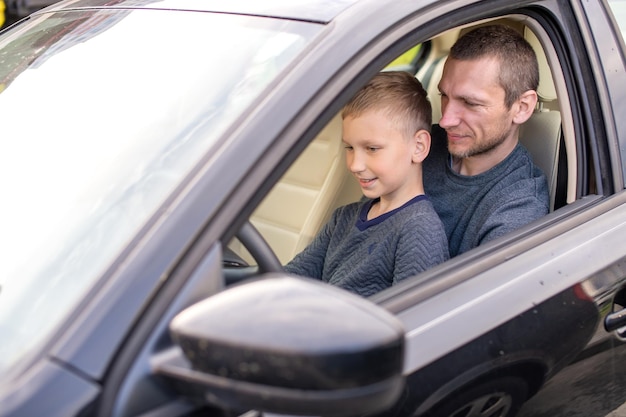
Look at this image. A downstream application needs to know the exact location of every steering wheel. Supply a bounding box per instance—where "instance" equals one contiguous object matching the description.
[236,221,284,273]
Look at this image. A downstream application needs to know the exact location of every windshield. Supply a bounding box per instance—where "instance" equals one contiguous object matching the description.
[0,7,319,375]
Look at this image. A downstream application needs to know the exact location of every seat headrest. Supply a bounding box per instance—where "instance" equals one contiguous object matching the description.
[524,27,557,102]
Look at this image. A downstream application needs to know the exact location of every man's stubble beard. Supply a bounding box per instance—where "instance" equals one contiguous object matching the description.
[448,131,509,159]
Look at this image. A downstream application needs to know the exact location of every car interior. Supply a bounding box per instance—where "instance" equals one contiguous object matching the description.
[228,16,576,269]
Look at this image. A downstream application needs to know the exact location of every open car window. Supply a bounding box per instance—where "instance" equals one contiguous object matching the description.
[225,16,584,288]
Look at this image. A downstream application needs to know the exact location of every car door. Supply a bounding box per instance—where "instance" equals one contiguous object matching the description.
[370,2,626,415]
[94,1,626,417]
[515,0,626,414]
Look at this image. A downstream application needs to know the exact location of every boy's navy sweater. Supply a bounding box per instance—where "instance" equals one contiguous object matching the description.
[285,195,449,297]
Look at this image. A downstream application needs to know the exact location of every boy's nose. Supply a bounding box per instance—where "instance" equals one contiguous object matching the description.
[347,152,365,173]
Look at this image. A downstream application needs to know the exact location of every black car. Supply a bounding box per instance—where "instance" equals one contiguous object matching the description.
[1,1,626,417]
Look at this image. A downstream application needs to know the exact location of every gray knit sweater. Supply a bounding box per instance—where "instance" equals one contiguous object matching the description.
[423,125,549,257]
[284,195,449,297]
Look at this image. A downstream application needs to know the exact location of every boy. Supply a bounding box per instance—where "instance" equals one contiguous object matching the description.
[284,71,449,297]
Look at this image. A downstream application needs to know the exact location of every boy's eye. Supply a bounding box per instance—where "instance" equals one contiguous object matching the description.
[367,146,379,152]
[344,145,354,150]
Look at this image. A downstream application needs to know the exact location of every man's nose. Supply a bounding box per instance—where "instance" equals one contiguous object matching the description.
[439,100,460,129]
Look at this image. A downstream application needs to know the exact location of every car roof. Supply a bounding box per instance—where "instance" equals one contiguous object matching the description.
[43,0,359,23]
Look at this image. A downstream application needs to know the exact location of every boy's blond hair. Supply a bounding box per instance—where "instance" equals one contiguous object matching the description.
[342,71,432,138]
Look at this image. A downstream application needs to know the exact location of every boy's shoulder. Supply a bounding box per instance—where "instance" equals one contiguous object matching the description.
[330,198,369,224]
[387,196,442,227]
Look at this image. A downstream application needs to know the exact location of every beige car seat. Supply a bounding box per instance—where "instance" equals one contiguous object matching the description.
[519,27,563,211]
[244,114,362,264]
[416,28,460,124]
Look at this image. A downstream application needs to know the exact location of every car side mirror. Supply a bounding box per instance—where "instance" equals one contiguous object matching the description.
[159,274,406,416]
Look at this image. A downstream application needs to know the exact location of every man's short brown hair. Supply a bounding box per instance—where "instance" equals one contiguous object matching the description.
[450,24,539,108]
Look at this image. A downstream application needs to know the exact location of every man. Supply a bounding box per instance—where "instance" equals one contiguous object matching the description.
[423,24,549,257]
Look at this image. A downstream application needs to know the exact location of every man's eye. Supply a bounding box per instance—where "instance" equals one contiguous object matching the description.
[367,147,379,152]
[344,145,353,150]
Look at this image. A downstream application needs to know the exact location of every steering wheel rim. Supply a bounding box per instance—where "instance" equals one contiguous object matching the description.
[236,221,284,273]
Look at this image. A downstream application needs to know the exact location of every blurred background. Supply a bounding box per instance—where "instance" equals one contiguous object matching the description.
[1,0,58,28]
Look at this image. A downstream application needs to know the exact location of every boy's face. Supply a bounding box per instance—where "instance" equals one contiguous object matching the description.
[342,110,423,206]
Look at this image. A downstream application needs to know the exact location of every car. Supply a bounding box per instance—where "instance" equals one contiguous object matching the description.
[1,0,626,416]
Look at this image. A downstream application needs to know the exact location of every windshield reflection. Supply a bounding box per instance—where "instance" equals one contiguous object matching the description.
[0,7,318,375]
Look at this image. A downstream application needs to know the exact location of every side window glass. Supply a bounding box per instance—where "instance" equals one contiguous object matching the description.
[224,20,576,289]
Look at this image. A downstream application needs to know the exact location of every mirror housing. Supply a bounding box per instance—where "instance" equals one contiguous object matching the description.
[163,275,405,416]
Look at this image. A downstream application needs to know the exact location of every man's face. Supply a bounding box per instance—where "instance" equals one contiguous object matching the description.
[437,57,518,160]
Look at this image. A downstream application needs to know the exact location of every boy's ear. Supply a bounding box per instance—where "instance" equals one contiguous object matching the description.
[412,129,431,163]
[512,90,538,125]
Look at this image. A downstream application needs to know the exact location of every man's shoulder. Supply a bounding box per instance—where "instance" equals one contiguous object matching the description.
[509,143,542,172]
[500,144,548,191]
[485,148,550,215]
[483,143,546,185]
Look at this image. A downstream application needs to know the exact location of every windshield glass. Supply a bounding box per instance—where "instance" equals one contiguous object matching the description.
[0,7,319,375]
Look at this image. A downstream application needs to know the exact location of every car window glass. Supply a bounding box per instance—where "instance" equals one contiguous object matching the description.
[0,9,320,376]
[227,16,581,292]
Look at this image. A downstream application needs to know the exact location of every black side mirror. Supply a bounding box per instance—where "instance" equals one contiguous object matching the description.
[160,275,406,416]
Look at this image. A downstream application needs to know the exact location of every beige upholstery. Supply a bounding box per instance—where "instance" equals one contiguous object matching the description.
[519,110,562,211]
[519,27,562,211]
[247,114,362,264]
[416,28,460,124]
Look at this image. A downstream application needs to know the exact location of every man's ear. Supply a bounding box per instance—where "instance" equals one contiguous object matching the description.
[412,129,431,163]
[512,90,538,125]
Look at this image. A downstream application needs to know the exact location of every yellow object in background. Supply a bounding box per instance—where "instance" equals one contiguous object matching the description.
[0,0,5,28]
[386,45,421,68]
